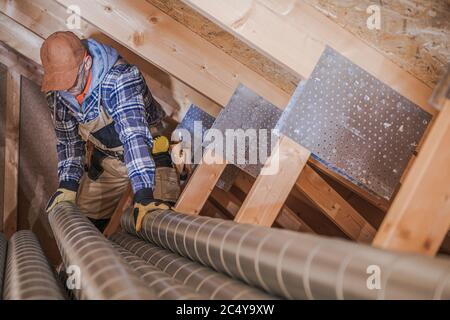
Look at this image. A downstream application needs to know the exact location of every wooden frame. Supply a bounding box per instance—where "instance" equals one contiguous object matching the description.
[175,134,376,242]
[3,69,21,238]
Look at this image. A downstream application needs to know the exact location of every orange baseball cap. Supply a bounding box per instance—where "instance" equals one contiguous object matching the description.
[40,31,87,92]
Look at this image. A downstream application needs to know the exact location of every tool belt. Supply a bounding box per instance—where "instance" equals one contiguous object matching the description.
[87,147,124,181]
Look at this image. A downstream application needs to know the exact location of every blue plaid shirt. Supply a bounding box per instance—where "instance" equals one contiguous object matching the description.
[46,63,166,193]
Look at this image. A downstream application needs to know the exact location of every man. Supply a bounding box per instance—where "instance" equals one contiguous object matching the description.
[42,31,179,232]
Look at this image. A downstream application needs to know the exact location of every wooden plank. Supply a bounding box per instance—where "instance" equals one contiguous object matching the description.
[296,165,376,243]
[0,42,42,85]
[231,172,314,233]
[232,171,314,233]
[0,0,222,121]
[234,136,310,226]
[373,100,450,256]
[174,149,227,215]
[308,157,390,212]
[103,184,133,237]
[182,0,435,115]
[3,70,21,238]
[55,0,290,109]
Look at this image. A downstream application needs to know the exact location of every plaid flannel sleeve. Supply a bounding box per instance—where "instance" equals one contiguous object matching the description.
[47,93,86,191]
[106,66,155,193]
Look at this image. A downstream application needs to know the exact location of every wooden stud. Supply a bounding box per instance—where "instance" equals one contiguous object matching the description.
[3,70,21,238]
[175,149,227,215]
[234,136,310,226]
[103,184,133,237]
[296,165,376,243]
[232,171,315,233]
[373,100,450,256]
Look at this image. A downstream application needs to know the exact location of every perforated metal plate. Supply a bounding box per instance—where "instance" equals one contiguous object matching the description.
[175,104,239,191]
[276,47,432,200]
[211,84,282,177]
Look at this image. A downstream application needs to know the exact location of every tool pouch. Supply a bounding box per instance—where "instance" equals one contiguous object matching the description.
[154,167,181,204]
[87,148,107,181]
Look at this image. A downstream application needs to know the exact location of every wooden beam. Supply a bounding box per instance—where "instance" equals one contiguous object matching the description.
[174,149,227,215]
[103,184,133,237]
[0,42,42,85]
[0,0,222,121]
[54,0,290,108]
[308,157,390,212]
[234,136,310,226]
[3,70,21,238]
[0,12,41,64]
[373,100,450,256]
[232,172,314,233]
[296,165,376,243]
[182,0,435,115]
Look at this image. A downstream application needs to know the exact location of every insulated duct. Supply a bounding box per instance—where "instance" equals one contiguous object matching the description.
[3,231,65,300]
[110,232,274,300]
[49,202,155,300]
[122,209,450,300]
[111,242,205,299]
[0,233,7,299]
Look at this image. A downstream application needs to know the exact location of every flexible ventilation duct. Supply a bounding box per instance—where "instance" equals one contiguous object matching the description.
[49,202,155,300]
[3,231,65,300]
[121,209,450,300]
[111,242,205,299]
[110,232,274,300]
[0,233,7,299]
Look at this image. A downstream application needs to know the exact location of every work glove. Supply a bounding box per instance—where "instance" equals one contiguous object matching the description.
[46,188,77,213]
[133,199,171,233]
[133,188,171,232]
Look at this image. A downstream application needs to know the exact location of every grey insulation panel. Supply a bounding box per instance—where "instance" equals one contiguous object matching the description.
[175,104,215,164]
[0,233,6,299]
[3,231,65,300]
[211,84,282,177]
[175,104,240,191]
[276,47,432,199]
[121,209,450,300]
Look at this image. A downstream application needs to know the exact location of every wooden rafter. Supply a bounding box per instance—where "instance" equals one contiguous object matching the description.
[54,0,289,108]
[234,136,310,226]
[3,69,21,238]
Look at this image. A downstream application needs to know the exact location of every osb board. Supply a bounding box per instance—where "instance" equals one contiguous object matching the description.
[18,77,61,265]
[303,0,450,88]
[149,0,448,93]
[145,0,300,94]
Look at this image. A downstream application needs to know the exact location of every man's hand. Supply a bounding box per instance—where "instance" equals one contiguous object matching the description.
[133,200,171,232]
[46,188,77,213]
